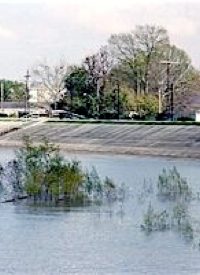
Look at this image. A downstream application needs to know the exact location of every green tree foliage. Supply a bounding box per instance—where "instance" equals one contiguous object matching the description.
[64,66,98,116]
[133,94,159,118]
[64,47,113,118]
[134,25,169,93]
[107,24,199,117]
[65,66,88,98]
[62,24,199,119]
[0,80,25,101]
[108,25,169,93]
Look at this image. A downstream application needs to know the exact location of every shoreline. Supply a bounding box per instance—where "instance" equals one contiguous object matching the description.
[0,140,199,160]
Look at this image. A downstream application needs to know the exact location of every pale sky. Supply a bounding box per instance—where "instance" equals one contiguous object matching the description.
[0,0,199,80]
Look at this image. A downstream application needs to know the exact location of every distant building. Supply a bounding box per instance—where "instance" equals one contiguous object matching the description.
[0,102,25,116]
[0,101,48,117]
[29,89,38,104]
[173,91,200,119]
[0,83,57,117]
[189,93,200,112]
[29,83,66,109]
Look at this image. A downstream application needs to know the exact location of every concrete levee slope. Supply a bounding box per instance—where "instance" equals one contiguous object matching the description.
[0,122,200,158]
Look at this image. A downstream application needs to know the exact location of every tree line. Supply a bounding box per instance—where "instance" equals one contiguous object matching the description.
[3,25,200,119]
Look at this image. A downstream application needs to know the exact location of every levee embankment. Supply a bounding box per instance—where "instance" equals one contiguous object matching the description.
[0,121,200,158]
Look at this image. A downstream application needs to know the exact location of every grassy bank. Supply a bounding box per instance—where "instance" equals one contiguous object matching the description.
[46,119,200,126]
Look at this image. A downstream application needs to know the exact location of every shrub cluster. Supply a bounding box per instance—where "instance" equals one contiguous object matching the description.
[141,167,194,241]
[0,136,117,206]
[157,167,192,201]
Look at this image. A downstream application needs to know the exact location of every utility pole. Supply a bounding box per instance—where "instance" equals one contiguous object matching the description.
[116,80,120,120]
[136,67,140,96]
[160,60,179,121]
[110,73,120,120]
[170,83,174,121]
[24,69,31,120]
[0,81,4,110]
[96,77,100,119]
[158,88,162,114]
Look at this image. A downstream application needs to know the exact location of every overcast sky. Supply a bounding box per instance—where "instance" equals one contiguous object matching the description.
[0,0,199,80]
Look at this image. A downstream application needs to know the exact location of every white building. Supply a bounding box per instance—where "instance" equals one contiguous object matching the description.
[29,83,66,109]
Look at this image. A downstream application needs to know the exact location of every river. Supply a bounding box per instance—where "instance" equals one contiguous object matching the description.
[0,149,200,274]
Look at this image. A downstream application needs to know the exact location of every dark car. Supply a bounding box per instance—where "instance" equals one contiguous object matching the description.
[59,112,73,119]
[59,112,85,120]
[155,112,171,121]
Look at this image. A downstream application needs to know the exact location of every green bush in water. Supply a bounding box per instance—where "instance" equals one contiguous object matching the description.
[157,167,192,201]
[142,203,170,232]
[172,203,188,226]
[172,203,193,239]
[84,168,117,204]
[142,167,194,242]
[0,164,4,194]
[5,136,117,206]
[142,202,193,239]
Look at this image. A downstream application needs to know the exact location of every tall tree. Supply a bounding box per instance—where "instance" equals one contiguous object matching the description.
[64,66,89,114]
[134,25,169,93]
[83,46,113,117]
[64,48,113,118]
[32,61,70,109]
[108,25,169,94]
[108,24,200,117]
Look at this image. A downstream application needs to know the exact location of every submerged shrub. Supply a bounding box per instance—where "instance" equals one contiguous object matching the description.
[142,203,170,232]
[172,203,188,226]
[0,164,4,193]
[84,167,103,198]
[142,203,155,232]
[104,176,117,202]
[142,167,194,243]
[142,202,194,240]
[157,167,192,201]
[83,168,117,205]
[1,136,118,206]
[172,202,194,239]
[180,219,194,240]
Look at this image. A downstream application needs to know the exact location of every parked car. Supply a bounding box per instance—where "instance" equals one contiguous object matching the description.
[128,111,146,120]
[51,110,69,118]
[59,112,85,120]
[59,112,73,119]
[18,111,30,118]
[155,112,171,121]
